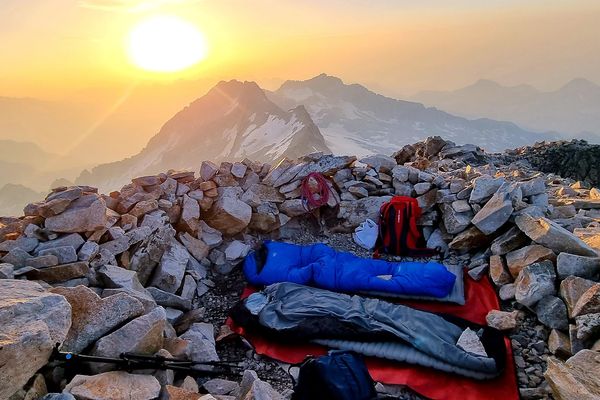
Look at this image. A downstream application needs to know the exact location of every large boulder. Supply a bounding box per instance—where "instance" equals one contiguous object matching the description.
[515,260,557,308]
[64,371,161,400]
[44,194,108,233]
[50,285,144,352]
[0,280,71,399]
[90,307,166,373]
[515,214,597,256]
[204,194,252,236]
[545,350,600,400]
[560,276,597,318]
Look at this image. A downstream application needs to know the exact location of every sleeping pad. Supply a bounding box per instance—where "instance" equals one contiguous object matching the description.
[230,282,506,379]
[244,241,456,298]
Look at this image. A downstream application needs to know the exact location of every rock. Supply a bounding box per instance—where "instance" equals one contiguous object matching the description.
[0,280,71,399]
[178,195,200,235]
[204,195,252,236]
[572,284,600,317]
[64,371,161,400]
[200,161,219,181]
[448,226,489,251]
[548,329,572,358]
[451,199,471,213]
[515,214,597,256]
[224,240,251,261]
[468,264,488,281]
[38,246,77,264]
[471,184,515,235]
[0,236,38,252]
[147,287,191,310]
[35,233,84,254]
[349,186,369,198]
[90,307,166,373]
[486,310,521,330]
[519,177,546,197]
[545,350,600,400]
[278,199,307,217]
[499,283,516,300]
[575,313,600,342]
[179,232,210,261]
[129,199,159,219]
[50,285,144,352]
[0,263,14,278]
[249,203,280,233]
[569,324,587,355]
[489,255,513,286]
[199,221,223,249]
[238,370,283,400]
[426,229,449,255]
[469,175,504,203]
[514,260,557,308]
[45,194,108,233]
[560,276,597,318]
[337,196,391,230]
[556,252,600,280]
[456,327,488,357]
[25,254,59,269]
[78,241,100,261]
[203,378,239,396]
[2,247,32,268]
[535,296,569,330]
[179,323,219,363]
[24,261,89,283]
[505,245,556,278]
[96,264,148,294]
[162,385,202,400]
[41,394,76,400]
[150,240,189,293]
[359,154,397,172]
[132,175,161,186]
[244,184,285,204]
[180,275,197,300]
[439,203,472,234]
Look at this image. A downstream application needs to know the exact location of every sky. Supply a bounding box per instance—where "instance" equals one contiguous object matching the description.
[2,0,600,100]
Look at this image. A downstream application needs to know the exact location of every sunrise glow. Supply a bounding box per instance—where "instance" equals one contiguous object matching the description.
[127,15,208,73]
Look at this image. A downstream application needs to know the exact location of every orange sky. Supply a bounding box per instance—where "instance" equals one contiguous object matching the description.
[2,0,600,100]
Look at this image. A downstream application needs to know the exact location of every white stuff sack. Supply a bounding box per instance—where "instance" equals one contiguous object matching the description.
[353,218,378,250]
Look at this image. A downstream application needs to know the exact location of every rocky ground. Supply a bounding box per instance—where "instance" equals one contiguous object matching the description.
[1,136,600,400]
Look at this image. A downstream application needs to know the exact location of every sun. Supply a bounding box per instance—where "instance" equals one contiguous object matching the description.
[127,15,208,73]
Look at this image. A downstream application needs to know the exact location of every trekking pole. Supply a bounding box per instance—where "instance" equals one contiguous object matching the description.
[51,345,243,377]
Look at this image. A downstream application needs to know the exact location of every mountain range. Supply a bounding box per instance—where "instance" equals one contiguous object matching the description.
[268,74,554,156]
[76,74,559,191]
[412,78,600,140]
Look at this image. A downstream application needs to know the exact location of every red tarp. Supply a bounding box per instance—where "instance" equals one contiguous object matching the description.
[228,275,518,400]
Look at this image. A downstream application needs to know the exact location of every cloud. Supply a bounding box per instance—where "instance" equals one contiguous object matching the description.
[79,0,202,13]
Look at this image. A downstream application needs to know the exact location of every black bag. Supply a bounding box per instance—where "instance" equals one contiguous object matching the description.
[291,351,377,400]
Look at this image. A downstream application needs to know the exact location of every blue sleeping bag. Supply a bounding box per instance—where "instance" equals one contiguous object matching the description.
[244,241,456,298]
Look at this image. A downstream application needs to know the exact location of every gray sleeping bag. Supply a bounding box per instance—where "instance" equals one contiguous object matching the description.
[236,282,505,379]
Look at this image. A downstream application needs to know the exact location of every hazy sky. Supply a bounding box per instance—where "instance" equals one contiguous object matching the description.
[1,0,600,99]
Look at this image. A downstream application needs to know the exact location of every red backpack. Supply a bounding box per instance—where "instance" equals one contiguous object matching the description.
[375,196,438,257]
